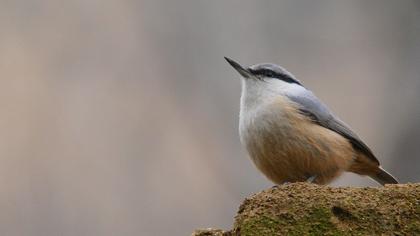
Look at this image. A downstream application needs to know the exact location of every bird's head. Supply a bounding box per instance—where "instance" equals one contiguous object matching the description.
[224,57,302,86]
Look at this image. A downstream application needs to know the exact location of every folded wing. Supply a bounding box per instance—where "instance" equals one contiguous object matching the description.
[286,90,379,165]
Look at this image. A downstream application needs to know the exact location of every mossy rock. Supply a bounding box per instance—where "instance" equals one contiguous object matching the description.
[192,183,420,236]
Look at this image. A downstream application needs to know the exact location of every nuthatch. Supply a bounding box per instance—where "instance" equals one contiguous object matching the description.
[225,57,398,185]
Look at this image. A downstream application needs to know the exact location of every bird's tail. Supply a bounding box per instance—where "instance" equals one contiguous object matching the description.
[370,166,399,186]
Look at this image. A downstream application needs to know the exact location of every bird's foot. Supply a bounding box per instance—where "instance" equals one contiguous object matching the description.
[306,175,318,183]
[272,181,290,188]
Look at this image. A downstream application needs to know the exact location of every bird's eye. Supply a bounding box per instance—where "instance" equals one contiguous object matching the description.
[264,70,274,77]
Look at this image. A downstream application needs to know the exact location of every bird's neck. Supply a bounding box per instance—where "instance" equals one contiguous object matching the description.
[240,79,288,113]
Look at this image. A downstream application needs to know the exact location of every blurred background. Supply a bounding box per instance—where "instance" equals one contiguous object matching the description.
[1,0,419,235]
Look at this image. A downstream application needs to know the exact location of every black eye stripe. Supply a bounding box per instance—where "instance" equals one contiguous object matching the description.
[251,69,275,77]
[249,68,302,86]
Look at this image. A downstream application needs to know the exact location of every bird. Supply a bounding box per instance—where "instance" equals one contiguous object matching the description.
[224,57,398,185]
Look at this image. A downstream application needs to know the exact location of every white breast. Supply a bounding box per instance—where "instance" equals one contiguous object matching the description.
[238,78,304,145]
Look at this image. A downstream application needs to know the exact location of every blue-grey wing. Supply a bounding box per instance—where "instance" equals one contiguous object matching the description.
[286,90,379,165]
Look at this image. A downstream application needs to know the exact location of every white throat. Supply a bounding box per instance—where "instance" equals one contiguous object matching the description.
[238,77,306,143]
[240,77,303,112]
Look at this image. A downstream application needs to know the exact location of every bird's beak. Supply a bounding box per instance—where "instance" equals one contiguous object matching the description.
[224,57,253,78]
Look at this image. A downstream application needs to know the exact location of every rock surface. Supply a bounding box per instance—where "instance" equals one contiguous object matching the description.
[192,183,420,236]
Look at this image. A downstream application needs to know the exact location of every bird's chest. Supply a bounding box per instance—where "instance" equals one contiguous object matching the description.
[239,100,299,161]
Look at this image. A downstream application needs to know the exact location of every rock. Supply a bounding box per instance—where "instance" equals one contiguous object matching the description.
[192,183,420,235]
[191,228,230,236]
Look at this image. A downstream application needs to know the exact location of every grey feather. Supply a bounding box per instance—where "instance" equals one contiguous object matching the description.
[286,90,379,165]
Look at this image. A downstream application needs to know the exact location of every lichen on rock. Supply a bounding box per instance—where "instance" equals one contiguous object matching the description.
[192,183,420,236]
